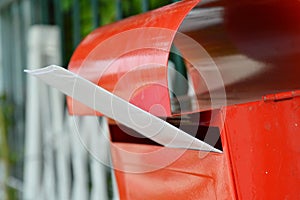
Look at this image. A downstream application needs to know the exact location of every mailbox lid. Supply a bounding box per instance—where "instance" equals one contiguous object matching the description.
[67,0,300,117]
[67,0,201,117]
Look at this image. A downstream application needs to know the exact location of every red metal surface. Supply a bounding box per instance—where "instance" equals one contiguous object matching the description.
[111,143,234,200]
[67,0,300,117]
[225,0,300,64]
[178,0,300,111]
[222,91,300,200]
[110,91,300,199]
[67,0,200,116]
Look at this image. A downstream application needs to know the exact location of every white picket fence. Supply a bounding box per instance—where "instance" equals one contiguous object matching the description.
[23,25,118,200]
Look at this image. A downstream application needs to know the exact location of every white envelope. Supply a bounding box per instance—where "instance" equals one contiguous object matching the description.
[25,65,221,153]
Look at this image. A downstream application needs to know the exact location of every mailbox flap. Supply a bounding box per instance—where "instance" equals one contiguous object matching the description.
[67,0,200,117]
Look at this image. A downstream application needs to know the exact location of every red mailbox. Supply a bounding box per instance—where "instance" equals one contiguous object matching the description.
[67,0,300,199]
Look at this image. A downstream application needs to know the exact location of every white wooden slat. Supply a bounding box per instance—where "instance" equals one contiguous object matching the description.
[69,116,89,200]
[91,117,120,200]
[56,112,72,200]
[49,76,65,200]
[101,117,121,200]
[48,48,66,200]
[90,159,108,200]
[111,169,120,200]
[24,26,44,200]
[24,25,62,200]
[39,25,61,200]
[40,81,56,200]
[80,116,109,200]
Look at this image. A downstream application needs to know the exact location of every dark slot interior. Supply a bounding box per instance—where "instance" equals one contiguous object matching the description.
[109,115,222,151]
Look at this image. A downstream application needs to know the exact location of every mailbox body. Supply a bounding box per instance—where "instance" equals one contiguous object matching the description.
[110,92,300,199]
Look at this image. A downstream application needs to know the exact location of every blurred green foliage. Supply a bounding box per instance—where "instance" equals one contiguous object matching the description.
[58,0,171,65]
[0,94,15,200]
[0,96,13,160]
[61,0,171,38]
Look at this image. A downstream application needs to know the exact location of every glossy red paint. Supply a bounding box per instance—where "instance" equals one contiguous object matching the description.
[110,91,300,199]
[222,91,300,199]
[67,0,200,116]
[111,143,235,200]
[224,0,300,63]
[68,0,300,117]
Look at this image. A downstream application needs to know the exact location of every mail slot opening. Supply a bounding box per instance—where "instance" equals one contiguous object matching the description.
[109,114,222,151]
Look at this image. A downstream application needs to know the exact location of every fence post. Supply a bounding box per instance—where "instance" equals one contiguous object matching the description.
[24,25,61,200]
